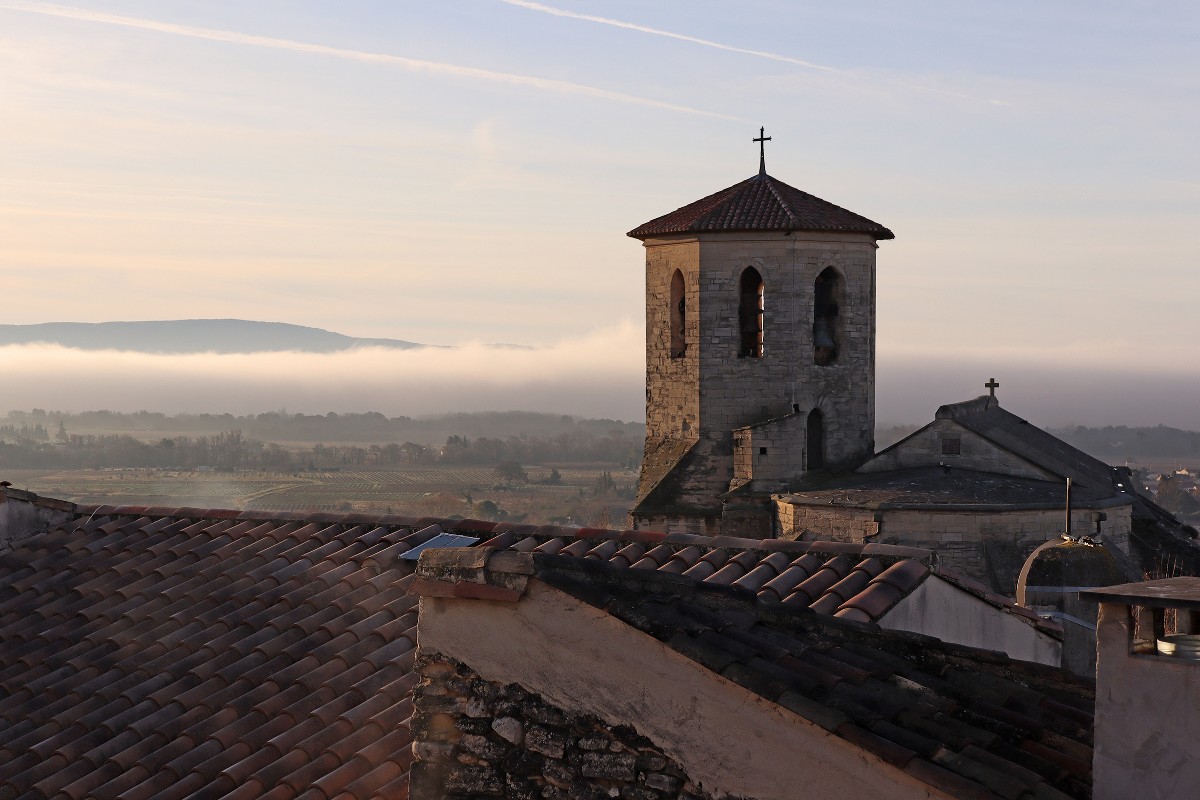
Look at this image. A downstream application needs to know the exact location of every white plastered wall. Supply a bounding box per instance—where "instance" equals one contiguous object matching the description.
[881,575,1061,666]
[418,580,953,800]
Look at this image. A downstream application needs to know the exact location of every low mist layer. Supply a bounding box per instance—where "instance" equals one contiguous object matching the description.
[2,323,1197,430]
[0,323,646,421]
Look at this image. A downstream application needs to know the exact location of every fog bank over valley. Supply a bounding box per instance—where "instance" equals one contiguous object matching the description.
[2,324,1198,431]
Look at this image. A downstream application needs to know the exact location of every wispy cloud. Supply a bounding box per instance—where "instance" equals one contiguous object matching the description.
[0,0,737,119]
[498,0,1007,106]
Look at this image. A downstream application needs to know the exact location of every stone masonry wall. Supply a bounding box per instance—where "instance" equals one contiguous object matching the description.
[644,238,701,447]
[695,234,876,471]
[632,513,721,537]
[777,499,1133,591]
[732,414,806,491]
[411,655,734,800]
[0,487,75,549]
[775,503,879,543]
[637,231,878,522]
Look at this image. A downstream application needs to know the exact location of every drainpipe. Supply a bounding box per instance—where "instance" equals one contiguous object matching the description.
[1065,477,1072,539]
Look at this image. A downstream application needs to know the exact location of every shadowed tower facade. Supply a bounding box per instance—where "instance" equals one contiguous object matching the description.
[629,146,894,536]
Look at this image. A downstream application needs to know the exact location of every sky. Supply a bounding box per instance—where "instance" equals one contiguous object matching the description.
[1,1,1199,427]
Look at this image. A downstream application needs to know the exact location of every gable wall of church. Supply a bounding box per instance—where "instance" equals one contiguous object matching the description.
[861,419,1058,481]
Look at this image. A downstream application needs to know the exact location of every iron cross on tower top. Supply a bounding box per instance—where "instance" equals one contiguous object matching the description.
[985,377,999,397]
[754,127,772,175]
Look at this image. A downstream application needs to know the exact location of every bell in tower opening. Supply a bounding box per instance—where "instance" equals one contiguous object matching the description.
[813,267,840,366]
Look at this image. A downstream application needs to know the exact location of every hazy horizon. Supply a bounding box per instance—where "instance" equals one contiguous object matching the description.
[2,3,1197,437]
[5,326,1200,431]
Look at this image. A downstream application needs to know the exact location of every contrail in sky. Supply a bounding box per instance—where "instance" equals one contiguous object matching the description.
[498,0,1006,105]
[0,0,738,119]
[499,0,845,74]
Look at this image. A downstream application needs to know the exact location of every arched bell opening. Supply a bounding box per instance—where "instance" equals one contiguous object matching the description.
[813,267,842,366]
[669,269,686,359]
[738,267,764,358]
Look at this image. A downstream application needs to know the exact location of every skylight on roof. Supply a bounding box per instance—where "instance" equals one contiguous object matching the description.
[399,532,481,560]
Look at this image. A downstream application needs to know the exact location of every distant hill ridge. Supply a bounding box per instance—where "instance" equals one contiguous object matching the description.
[0,320,439,354]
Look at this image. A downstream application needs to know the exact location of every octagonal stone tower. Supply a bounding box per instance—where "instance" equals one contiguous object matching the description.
[629,162,893,537]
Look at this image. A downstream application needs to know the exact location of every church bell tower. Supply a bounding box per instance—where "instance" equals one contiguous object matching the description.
[629,133,894,536]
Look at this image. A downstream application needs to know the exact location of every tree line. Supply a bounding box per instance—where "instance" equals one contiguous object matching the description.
[0,429,641,471]
[2,409,642,445]
[1049,425,1200,460]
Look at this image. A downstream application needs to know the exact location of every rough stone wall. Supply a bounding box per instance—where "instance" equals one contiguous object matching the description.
[0,488,75,550]
[882,507,1127,542]
[719,496,774,539]
[410,655,731,800]
[695,233,876,471]
[629,513,721,537]
[779,503,1130,548]
[860,419,1056,481]
[776,500,1133,590]
[775,503,879,543]
[644,238,702,448]
[732,414,806,491]
[636,231,878,524]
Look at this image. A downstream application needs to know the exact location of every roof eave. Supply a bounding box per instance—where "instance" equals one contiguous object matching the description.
[628,225,895,241]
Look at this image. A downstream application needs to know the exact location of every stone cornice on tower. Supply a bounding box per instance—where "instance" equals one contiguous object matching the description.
[627,172,894,241]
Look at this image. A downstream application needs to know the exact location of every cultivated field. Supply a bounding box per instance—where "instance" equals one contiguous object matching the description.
[3,464,638,528]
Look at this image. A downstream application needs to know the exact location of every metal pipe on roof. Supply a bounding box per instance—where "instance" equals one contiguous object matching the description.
[1065,477,1072,537]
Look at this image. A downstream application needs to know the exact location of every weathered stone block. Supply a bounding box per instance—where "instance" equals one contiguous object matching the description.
[492,716,524,745]
[446,765,503,795]
[542,758,577,789]
[636,753,667,772]
[580,752,637,781]
[461,733,506,761]
[644,772,683,792]
[577,737,609,751]
[526,726,566,759]
[465,696,492,718]
[525,703,568,727]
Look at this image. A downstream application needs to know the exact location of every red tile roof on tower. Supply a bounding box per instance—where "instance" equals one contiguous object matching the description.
[627,172,894,240]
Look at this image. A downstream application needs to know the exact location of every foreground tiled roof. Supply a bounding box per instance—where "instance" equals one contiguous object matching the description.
[627,172,894,240]
[0,493,1064,799]
[0,508,422,800]
[528,554,1095,800]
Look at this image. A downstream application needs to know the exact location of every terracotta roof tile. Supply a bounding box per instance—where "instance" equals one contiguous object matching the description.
[630,543,674,569]
[838,581,906,619]
[0,494,1074,799]
[825,567,874,605]
[628,172,894,240]
[533,553,1093,800]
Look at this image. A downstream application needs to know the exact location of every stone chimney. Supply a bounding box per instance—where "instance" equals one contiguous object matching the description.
[0,485,76,549]
[1082,577,1200,800]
